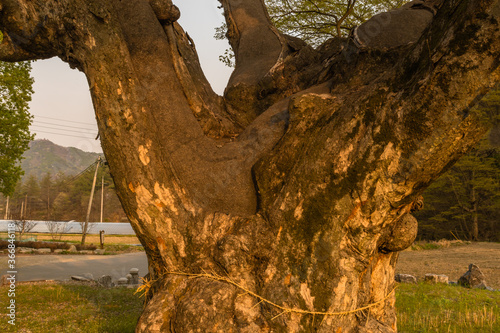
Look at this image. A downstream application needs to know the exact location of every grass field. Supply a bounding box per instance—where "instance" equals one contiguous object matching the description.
[0,282,143,333]
[397,283,499,332]
[0,281,498,332]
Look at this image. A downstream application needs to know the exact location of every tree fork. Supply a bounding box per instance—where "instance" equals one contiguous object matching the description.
[0,0,499,332]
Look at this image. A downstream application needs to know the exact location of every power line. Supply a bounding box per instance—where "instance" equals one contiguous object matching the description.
[33,119,97,131]
[31,114,96,127]
[31,123,98,135]
[33,129,98,140]
[67,160,100,184]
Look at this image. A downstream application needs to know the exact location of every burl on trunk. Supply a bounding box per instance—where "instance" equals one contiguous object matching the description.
[0,0,498,331]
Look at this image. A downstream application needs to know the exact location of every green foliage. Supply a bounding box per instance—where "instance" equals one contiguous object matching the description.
[265,0,404,46]
[415,88,500,241]
[475,85,500,146]
[0,61,34,196]
[397,282,499,332]
[215,0,403,67]
[416,144,500,241]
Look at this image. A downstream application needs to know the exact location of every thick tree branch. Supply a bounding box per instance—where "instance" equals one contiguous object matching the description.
[0,33,40,61]
[0,0,291,274]
[336,0,357,36]
[219,0,291,125]
[163,22,240,137]
[0,0,60,61]
[219,0,282,82]
[256,0,500,238]
[2,1,500,331]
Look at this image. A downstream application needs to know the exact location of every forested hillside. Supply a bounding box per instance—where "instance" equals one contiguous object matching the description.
[21,139,101,180]
[0,140,127,222]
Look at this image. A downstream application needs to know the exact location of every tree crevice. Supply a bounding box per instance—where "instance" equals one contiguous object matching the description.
[1,0,499,332]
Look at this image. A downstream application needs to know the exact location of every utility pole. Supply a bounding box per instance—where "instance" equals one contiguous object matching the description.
[100,173,104,223]
[4,196,9,220]
[81,157,100,245]
[24,194,28,220]
[47,183,50,220]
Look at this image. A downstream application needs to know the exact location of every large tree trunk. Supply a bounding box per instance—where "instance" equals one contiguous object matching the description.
[1,0,499,331]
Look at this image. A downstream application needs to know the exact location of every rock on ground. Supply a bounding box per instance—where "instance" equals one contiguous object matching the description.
[458,264,488,289]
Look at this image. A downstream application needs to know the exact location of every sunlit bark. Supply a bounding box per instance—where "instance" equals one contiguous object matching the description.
[0,0,498,331]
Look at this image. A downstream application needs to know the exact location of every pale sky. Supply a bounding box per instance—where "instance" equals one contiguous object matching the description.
[28,0,233,153]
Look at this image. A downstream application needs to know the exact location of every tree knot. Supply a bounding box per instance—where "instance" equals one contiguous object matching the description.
[379,213,418,253]
[149,0,180,25]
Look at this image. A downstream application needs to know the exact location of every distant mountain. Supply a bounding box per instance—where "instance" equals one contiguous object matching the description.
[21,139,102,180]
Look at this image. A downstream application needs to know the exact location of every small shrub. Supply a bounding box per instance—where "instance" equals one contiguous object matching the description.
[76,244,97,251]
[0,240,70,251]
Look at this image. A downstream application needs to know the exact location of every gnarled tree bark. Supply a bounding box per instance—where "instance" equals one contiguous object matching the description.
[1,0,498,331]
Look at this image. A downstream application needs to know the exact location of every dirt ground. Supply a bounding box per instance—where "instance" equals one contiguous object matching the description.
[396,242,500,289]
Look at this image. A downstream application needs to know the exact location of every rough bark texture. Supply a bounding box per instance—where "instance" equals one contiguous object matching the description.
[1,0,499,331]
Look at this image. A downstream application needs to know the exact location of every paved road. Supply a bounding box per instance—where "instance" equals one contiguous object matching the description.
[1,252,148,282]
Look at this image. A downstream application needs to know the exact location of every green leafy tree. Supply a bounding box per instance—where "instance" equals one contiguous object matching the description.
[266,0,404,45]
[0,58,34,196]
[0,164,128,223]
[22,174,41,219]
[39,172,54,220]
[216,0,404,66]
[416,90,500,241]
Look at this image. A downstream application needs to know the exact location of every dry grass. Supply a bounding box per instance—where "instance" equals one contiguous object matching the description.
[0,232,140,245]
[409,239,470,251]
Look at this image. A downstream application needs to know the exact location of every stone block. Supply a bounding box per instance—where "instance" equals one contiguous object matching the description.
[395,273,417,284]
[36,248,52,254]
[97,275,114,288]
[424,274,449,284]
[117,277,128,286]
[130,268,139,284]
